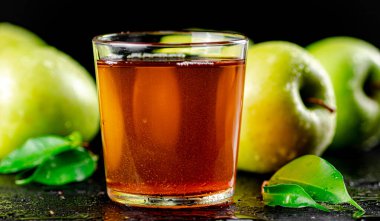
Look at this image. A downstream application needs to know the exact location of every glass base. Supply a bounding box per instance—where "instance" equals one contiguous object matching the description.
[107,187,234,208]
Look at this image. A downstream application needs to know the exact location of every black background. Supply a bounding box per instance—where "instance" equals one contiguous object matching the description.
[1,0,380,77]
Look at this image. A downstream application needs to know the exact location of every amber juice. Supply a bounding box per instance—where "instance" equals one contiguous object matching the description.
[96,58,245,200]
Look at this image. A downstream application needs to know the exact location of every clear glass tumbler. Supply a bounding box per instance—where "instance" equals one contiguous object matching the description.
[92,31,248,208]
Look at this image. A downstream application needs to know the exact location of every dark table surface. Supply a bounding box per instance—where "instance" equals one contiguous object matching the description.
[1,147,380,221]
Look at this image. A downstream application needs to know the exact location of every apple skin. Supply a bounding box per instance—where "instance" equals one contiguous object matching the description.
[238,41,336,173]
[307,37,380,151]
[0,23,45,49]
[0,46,100,158]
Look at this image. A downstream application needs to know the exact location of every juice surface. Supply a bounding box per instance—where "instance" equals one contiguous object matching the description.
[96,59,245,196]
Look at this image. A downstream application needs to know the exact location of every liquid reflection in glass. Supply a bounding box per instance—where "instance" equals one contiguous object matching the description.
[102,203,237,220]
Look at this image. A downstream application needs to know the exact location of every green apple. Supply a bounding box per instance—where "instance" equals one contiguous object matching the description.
[307,37,380,151]
[238,41,336,173]
[158,32,253,57]
[0,23,45,49]
[0,46,99,158]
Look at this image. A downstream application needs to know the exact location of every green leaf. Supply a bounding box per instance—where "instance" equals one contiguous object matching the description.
[16,147,98,185]
[0,132,82,173]
[263,184,329,212]
[268,155,365,215]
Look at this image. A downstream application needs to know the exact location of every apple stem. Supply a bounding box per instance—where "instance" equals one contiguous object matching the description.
[261,180,269,195]
[371,82,380,90]
[306,98,336,113]
[82,142,90,148]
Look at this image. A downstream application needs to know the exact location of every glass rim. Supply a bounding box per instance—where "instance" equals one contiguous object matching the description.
[92,30,248,47]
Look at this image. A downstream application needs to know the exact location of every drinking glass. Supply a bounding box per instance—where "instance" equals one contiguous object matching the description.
[92,31,248,208]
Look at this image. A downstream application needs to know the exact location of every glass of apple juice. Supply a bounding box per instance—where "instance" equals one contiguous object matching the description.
[92,31,248,208]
